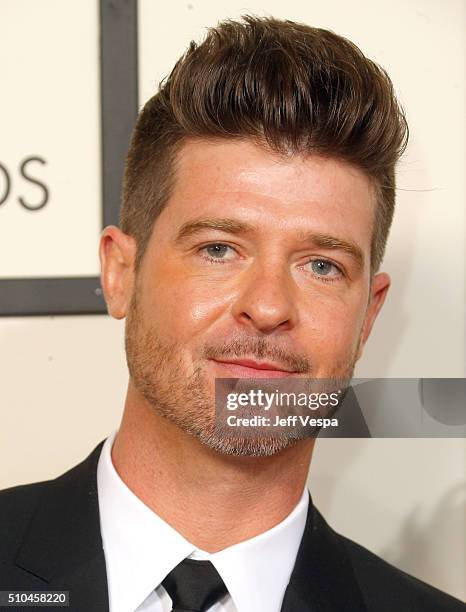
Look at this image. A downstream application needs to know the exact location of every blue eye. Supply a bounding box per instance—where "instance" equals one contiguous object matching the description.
[205,244,229,258]
[309,259,340,278]
[200,243,236,263]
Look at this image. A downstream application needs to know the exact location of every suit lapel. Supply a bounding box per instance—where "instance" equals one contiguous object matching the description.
[281,494,367,611]
[14,440,109,612]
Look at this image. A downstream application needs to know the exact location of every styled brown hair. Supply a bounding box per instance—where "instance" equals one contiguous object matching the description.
[120,15,408,273]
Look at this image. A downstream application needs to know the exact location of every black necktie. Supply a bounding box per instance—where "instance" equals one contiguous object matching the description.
[161,558,228,612]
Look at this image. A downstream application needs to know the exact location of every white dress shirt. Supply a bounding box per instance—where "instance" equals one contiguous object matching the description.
[97,431,309,612]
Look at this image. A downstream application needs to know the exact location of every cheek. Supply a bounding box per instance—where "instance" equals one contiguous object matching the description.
[300,291,367,358]
[145,263,229,343]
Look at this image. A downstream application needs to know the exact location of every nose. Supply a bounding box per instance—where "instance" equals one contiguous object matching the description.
[230,259,299,334]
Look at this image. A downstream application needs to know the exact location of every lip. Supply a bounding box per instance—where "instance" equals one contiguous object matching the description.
[209,358,297,378]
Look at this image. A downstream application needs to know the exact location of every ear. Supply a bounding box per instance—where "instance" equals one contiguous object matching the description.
[356,272,390,360]
[99,226,137,319]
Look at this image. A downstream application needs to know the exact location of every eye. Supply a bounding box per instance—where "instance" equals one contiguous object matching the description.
[306,258,342,280]
[199,243,237,263]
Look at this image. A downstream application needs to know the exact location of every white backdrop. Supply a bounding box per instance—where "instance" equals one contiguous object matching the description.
[0,0,464,602]
[0,0,101,278]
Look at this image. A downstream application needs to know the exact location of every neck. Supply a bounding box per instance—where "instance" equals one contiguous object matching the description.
[111,383,314,552]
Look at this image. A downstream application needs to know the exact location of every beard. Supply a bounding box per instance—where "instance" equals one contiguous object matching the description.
[125,285,359,457]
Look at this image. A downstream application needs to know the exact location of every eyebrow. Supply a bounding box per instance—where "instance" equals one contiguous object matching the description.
[175,217,255,242]
[174,216,365,269]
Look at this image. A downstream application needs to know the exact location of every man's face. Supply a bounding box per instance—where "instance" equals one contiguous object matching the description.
[118,139,388,455]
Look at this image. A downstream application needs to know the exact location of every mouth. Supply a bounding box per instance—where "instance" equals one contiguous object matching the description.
[209,358,298,378]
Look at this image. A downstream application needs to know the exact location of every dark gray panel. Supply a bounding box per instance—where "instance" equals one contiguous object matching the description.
[0,277,106,316]
[0,0,139,316]
[101,0,139,228]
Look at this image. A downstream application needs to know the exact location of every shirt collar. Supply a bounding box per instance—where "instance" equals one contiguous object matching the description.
[97,431,309,612]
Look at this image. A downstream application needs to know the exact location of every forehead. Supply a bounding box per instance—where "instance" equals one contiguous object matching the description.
[157,138,375,249]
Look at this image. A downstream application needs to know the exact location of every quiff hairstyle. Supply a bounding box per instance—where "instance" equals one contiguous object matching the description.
[120,16,409,273]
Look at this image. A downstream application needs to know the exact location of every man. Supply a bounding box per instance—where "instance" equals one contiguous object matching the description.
[0,16,463,612]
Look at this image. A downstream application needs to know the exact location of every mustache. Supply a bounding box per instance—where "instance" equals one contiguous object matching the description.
[203,336,310,374]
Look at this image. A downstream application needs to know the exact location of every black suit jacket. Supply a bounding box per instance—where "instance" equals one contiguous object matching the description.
[0,440,464,611]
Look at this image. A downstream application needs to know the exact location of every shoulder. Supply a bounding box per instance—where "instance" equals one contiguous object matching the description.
[0,439,106,566]
[339,531,465,611]
[0,479,50,562]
